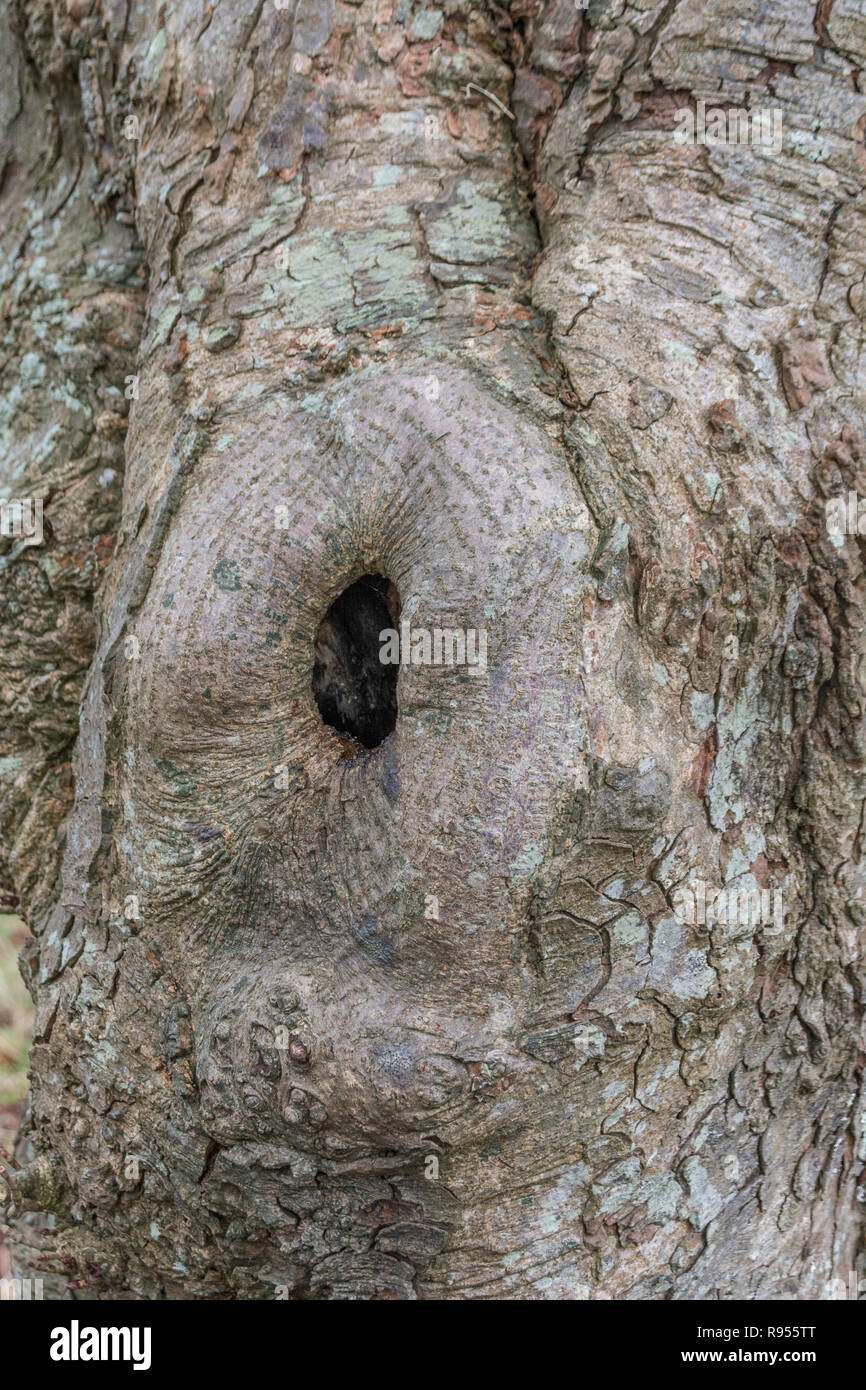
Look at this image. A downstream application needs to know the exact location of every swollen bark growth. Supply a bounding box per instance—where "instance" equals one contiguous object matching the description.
[0,0,864,1301]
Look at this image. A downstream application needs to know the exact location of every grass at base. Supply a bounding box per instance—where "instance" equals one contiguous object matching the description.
[0,913,32,1153]
[0,913,33,1277]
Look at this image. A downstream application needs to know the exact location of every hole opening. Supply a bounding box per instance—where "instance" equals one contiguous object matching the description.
[312,573,400,750]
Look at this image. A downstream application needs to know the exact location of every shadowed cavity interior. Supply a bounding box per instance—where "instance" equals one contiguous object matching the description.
[312,573,400,749]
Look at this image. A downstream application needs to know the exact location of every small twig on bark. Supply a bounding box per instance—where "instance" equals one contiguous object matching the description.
[465,83,515,120]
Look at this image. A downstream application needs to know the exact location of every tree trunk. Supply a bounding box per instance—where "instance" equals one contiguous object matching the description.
[2,0,865,1300]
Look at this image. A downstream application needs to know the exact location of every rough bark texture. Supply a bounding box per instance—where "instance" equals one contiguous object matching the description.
[1,0,865,1300]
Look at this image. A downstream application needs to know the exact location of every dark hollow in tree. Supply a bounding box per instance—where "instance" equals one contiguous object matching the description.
[312,574,400,749]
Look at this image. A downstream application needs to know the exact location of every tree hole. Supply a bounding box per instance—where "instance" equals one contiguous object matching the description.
[313,574,400,749]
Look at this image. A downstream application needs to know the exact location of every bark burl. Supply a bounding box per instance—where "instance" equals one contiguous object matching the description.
[1,0,865,1299]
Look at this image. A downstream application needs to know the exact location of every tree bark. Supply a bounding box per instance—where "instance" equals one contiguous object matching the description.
[1,0,865,1299]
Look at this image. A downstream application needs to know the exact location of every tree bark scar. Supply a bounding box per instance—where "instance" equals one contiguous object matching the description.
[4,0,864,1303]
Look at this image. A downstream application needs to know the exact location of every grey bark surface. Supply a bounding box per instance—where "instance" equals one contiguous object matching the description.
[1,0,865,1299]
